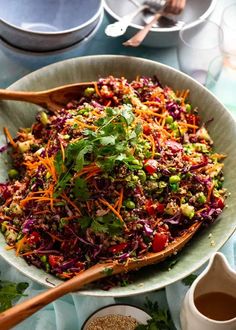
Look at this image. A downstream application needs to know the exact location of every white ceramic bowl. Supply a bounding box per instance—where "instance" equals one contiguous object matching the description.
[0,0,103,51]
[104,0,217,47]
[82,304,151,329]
[0,10,103,71]
[0,55,236,297]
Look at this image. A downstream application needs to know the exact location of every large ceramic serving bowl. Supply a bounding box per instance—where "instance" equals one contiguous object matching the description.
[0,55,236,297]
[104,0,217,47]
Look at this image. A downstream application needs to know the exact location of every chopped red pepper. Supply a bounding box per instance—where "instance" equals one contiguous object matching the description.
[215,197,225,209]
[144,159,158,174]
[146,200,165,215]
[152,232,168,252]
[48,255,64,267]
[26,231,41,246]
[108,243,128,254]
[143,124,152,135]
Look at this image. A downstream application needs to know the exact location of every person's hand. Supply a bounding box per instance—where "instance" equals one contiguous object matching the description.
[164,0,186,15]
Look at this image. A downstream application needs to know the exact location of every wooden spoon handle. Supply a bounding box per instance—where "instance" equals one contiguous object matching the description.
[0,262,112,330]
[0,89,45,104]
[123,12,162,47]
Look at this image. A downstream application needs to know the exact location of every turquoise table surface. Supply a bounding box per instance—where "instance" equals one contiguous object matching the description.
[0,1,235,329]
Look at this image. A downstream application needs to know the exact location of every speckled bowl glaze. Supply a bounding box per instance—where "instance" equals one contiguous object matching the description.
[0,55,236,297]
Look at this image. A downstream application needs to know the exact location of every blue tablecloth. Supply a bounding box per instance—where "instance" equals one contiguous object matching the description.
[1,1,235,329]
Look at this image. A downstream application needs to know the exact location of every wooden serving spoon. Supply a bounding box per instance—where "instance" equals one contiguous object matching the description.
[0,222,201,330]
[0,81,96,112]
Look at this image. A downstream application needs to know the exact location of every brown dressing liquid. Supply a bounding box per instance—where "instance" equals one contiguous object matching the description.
[194,292,236,321]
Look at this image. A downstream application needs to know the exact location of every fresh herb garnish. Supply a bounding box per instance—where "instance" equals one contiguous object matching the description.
[0,280,28,312]
[91,214,124,236]
[136,298,173,330]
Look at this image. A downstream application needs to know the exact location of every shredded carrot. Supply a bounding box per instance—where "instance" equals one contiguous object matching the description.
[182,89,189,100]
[142,101,161,106]
[73,119,97,131]
[99,198,126,227]
[179,122,199,129]
[135,108,164,118]
[61,193,82,216]
[3,127,17,148]
[117,188,124,213]
[20,196,59,207]
[15,235,27,256]
[94,82,102,97]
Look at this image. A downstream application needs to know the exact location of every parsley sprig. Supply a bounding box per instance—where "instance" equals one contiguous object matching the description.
[0,280,28,312]
[136,299,174,330]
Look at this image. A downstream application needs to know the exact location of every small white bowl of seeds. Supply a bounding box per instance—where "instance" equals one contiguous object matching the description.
[82,304,151,330]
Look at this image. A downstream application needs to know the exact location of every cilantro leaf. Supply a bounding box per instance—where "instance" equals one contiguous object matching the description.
[121,105,135,125]
[73,178,90,201]
[0,280,28,312]
[135,298,173,330]
[91,214,123,236]
[79,216,92,230]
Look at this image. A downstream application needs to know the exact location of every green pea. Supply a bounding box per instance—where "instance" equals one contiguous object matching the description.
[125,200,136,209]
[186,104,192,113]
[40,255,47,263]
[131,159,140,165]
[165,115,174,124]
[170,183,179,192]
[170,121,179,130]
[8,169,19,179]
[84,87,95,97]
[169,175,181,184]
[197,193,207,204]
[45,263,50,272]
[40,111,50,126]
[138,170,146,182]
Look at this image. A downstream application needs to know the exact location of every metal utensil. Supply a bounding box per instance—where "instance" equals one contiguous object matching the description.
[123,0,185,47]
[105,0,167,37]
[132,0,184,29]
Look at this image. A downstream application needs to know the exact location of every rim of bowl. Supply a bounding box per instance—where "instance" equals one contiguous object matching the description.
[81,303,151,329]
[0,0,103,36]
[0,9,104,56]
[103,0,217,32]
